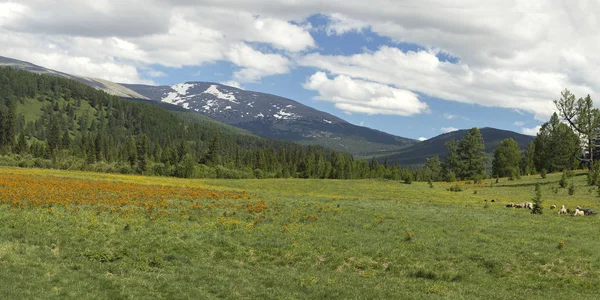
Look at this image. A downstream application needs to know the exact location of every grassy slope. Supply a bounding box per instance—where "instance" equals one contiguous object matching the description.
[1,168,600,299]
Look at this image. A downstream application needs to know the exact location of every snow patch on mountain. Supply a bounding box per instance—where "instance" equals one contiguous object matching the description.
[172,83,195,95]
[161,83,196,105]
[203,85,238,103]
[273,109,297,120]
[323,119,332,124]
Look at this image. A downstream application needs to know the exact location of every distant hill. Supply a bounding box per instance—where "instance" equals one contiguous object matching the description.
[360,127,535,166]
[0,56,148,99]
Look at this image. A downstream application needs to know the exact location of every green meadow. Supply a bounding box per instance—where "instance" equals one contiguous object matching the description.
[1,167,600,299]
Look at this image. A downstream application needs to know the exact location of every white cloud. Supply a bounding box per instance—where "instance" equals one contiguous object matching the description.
[513,121,525,127]
[443,113,456,120]
[441,127,458,133]
[298,46,574,121]
[2,0,600,120]
[222,80,244,89]
[326,13,369,35]
[418,137,427,141]
[303,72,429,116]
[226,43,291,82]
[521,126,541,136]
[0,1,314,83]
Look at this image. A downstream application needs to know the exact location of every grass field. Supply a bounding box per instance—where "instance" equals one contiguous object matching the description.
[1,167,600,299]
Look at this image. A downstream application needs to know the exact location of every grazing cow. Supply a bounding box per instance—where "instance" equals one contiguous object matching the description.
[491,199,498,203]
[583,209,598,216]
[550,204,556,210]
[559,205,568,215]
[574,209,585,216]
[515,203,524,209]
[506,203,514,208]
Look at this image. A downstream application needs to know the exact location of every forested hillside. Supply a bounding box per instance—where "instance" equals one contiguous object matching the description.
[0,67,415,180]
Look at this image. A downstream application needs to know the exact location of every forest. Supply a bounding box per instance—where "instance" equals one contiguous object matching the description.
[0,67,416,180]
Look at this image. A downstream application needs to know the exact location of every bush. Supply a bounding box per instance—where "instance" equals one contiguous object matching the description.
[540,169,547,179]
[568,182,575,195]
[559,171,568,188]
[447,185,463,192]
[446,171,456,182]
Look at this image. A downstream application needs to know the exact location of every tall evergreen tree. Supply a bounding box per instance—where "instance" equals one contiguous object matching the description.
[457,127,486,180]
[442,139,461,182]
[520,142,536,175]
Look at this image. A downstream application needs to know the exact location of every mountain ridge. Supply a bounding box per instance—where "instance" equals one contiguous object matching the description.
[364,127,535,166]
[121,81,419,153]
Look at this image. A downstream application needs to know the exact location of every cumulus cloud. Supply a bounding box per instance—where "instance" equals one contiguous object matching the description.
[303,72,429,116]
[222,80,244,89]
[298,46,577,121]
[441,127,458,133]
[522,126,542,136]
[226,43,291,82]
[2,0,600,121]
[513,121,525,127]
[0,1,314,83]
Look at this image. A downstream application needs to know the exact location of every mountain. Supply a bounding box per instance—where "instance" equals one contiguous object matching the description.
[0,56,148,99]
[362,127,535,166]
[121,82,418,154]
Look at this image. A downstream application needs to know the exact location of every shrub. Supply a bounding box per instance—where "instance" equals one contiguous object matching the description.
[446,171,456,182]
[403,172,414,184]
[559,172,568,188]
[447,185,463,192]
[428,179,433,188]
[568,182,575,195]
[540,169,547,178]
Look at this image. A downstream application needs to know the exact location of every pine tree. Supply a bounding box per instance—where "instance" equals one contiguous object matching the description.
[136,134,149,174]
[521,142,536,175]
[14,132,27,154]
[442,139,461,181]
[457,127,486,180]
[126,136,137,167]
[531,184,543,214]
[47,117,61,153]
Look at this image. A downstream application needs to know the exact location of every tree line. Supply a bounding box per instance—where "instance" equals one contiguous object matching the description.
[0,67,593,181]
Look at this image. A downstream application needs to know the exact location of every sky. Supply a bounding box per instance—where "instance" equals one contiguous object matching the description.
[2,1,599,141]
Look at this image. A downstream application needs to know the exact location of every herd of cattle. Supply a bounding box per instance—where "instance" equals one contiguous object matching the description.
[484,199,597,216]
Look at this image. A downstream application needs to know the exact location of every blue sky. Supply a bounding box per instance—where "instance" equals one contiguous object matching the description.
[4,1,597,140]
[146,17,540,140]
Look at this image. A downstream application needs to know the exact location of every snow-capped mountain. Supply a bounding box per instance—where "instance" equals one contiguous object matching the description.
[122,81,418,153]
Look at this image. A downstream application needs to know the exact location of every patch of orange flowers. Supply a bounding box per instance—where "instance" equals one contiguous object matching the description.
[0,172,251,209]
